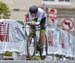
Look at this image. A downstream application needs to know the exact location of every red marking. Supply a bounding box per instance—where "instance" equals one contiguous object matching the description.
[62,18,74,32]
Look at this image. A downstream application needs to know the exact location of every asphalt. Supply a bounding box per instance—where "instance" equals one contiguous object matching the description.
[0,60,75,63]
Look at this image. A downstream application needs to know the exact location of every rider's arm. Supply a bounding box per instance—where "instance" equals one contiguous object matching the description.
[37,10,46,22]
[37,12,44,22]
[34,12,43,25]
[25,13,29,22]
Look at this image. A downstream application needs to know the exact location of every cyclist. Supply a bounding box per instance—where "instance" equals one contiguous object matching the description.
[26,5,47,56]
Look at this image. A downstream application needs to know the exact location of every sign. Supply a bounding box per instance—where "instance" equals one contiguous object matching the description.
[62,18,74,31]
[48,8,57,27]
[48,8,57,15]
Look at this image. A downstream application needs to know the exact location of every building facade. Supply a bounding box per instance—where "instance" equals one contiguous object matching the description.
[1,0,75,35]
[2,0,75,19]
[2,0,42,21]
[42,0,75,35]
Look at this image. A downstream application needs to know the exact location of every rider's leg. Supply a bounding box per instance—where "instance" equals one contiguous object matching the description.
[40,31,46,46]
[40,30,46,55]
[40,17,46,56]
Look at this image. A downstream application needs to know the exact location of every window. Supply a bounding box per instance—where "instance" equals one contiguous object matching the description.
[59,0,70,2]
[43,0,70,2]
[44,0,54,1]
[43,0,71,7]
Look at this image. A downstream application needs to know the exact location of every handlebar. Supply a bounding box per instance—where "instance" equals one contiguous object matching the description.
[25,22,40,26]
[23,22,40,29]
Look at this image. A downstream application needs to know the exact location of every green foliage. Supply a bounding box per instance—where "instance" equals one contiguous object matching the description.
[26,56,41,60]
[0,1,11,19]
[4,51,12,56]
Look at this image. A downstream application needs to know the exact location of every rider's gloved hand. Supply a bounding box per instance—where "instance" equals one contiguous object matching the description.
[32,21,40,26]
[31,20,36,25]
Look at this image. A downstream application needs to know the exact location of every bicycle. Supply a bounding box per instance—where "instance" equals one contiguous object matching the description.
[24,21,47,60]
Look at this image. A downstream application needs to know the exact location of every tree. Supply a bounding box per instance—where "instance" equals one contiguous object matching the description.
[0,1,11,19]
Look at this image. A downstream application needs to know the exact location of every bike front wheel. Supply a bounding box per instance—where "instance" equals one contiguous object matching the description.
[27,36,37,58]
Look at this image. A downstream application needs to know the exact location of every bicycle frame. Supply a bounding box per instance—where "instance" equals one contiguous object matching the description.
[25,23,40,58]
[24,21,47,60]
